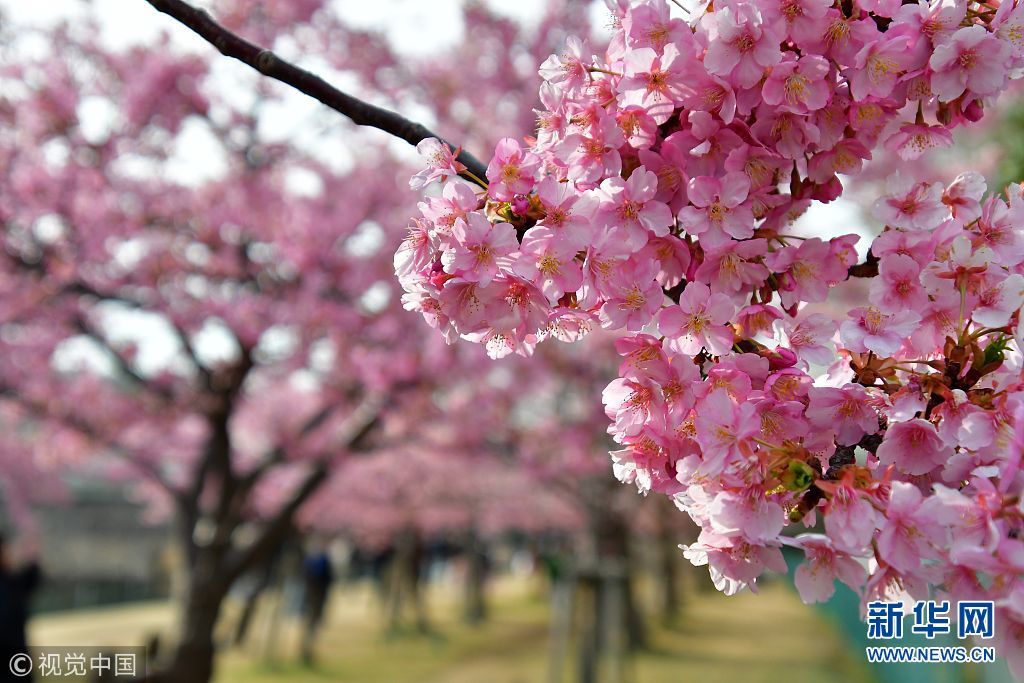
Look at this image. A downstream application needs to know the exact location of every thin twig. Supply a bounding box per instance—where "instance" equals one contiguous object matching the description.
[141,0,489,185]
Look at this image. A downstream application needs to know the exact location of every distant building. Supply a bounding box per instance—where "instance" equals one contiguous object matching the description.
[17,480,174,613]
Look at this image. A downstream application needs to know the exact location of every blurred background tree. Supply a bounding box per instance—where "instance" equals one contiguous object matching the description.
[0,2,683,682]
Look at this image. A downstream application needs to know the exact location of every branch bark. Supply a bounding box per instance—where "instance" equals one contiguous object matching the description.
[141,0,489,184]
[223,393,384,582]
[847,251,879,279]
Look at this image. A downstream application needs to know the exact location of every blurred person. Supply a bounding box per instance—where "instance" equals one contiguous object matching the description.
[299,542,334,665]
[0,534,40,682]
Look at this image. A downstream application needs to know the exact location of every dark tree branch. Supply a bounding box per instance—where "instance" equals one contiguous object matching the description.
[73,315,176,402]
[141,0,490,185]
[236,402,338,495]
[223,393,385,581]
[847,251,879,279]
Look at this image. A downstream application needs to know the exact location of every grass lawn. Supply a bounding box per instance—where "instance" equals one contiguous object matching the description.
[31,574,874,683]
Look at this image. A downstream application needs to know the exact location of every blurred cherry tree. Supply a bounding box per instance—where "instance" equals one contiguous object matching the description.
[0,2,606,681]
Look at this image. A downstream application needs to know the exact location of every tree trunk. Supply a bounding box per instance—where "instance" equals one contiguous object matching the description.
[555,486,647,683]
[149,565,227,683]
[384,528,429,634]
[232,559,275,647]
[656,498,683,626]
[591,509,646,651]
[463,531,488,625]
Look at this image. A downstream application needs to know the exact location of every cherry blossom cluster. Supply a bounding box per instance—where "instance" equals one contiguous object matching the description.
[396,0,1024,671]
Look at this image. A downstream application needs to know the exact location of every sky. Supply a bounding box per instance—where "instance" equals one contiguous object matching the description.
[0,0,553,51]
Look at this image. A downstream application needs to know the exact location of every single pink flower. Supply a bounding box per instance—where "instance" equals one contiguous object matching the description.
[702,3,783,89]
[972,273,1024,328]
[789,534,868,604]
[678,173,754,246]
[560,115,625,186]
[598,259,662,332]
[695,239,771,295]
[761,54,831,113]
[807,384,879,446]
[821,476,878,554]
[840,306,921,357]
[775,313,836,367]
[618,44,688,123]
[513,226,584,302]
[808,138,872,182]
[657,282,735,356]
[442,213,518,286]
[849,36,913,101]
[876,481,944,572]
[877,418,952,476]
[765,238,847,308]
[762,0,833,47]
[409,138,466,190]
[603,376,665,439]
[884,123,954,161]
[418,180,480,236]
[486,137,539,201]
[681,529,787,596]
[694,389,761,469]
[869,254,928,313]
[709,488,786,543]
[873,175,948,231]
[594,166,673,252]
[534,177,591,252]
[929,25,1011,102]
[538,35,590,92]
[943,171,986,224]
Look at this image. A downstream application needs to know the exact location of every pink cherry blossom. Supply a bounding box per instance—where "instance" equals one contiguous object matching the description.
[534,177,591,252]
[820,476,880,554]
[840,306,922,356]
[702,4,783,89]
[442,213,518,286]
[884,123,954,161]
[869,254,929,313]
[538,35,590,92]
[657,282,736,356]
[513,226,584,301]
[409,137,467,190]
[929,25,1012,102]
[877,419,952,476]
[619,44,688,123]
[695,239,771,295]
[593,166,674,252]
[708,488,785,543]
[873,175,949,230]
[789,534,868,604]
[807,385,879,447]
[678,173,754,245]
[774,313,835,367]
[598,259,663,331]
[876,482,945,573]
[486,137,540,201]
[761,54,831,113]
[849,36,914,101]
